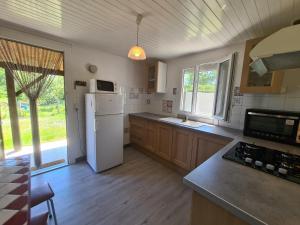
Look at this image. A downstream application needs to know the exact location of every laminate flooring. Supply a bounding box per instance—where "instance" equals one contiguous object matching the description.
[31,147,192,225]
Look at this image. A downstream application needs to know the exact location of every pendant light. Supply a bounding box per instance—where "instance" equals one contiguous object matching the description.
[128,14,146,60]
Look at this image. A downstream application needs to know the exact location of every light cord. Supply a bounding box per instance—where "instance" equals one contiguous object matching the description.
[136,14,143,46]
[136,24,139,46]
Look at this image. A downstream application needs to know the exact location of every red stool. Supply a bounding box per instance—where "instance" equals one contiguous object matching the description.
[31,183,57,225]
[30,212,48,225]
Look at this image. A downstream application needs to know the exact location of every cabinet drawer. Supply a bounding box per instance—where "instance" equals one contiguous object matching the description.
[129,117,146,127]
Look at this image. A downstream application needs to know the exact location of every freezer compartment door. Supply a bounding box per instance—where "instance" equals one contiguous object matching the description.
[95,94,124,115]
[95,114,124,172]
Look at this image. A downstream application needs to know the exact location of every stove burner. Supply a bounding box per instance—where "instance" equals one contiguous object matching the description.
[223,142,300,185]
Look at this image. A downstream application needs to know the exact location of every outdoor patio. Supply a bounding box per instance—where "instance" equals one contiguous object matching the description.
[5,140,68,171]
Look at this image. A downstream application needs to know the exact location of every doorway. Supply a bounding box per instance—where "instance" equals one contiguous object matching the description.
[0,67,68,170]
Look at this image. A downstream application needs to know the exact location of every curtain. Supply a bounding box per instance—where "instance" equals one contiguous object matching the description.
[0,38,64,167]
[0,107,4,159]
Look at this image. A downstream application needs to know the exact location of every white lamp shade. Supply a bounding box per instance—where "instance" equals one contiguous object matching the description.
[128,45,146,60]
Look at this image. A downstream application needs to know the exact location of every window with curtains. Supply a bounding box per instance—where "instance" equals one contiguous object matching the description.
[180,53,235,121]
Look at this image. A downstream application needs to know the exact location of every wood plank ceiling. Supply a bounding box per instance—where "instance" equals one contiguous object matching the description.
[0,0,299,59]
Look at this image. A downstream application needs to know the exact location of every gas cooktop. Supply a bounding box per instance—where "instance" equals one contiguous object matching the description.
[223,142,300,185]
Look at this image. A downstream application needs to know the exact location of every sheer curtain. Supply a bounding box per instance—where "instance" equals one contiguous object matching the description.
[0,38,64,167]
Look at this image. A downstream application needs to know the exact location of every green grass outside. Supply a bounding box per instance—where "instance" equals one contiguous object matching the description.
[2,105,66,150]
[0,67,67,150]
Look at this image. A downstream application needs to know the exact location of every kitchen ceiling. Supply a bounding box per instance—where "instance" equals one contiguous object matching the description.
[0,0,299,59]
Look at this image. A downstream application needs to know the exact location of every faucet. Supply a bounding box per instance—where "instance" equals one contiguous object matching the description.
[183,114,188,122]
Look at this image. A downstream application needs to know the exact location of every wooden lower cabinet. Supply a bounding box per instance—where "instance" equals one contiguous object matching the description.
[171,128,193,170]
[192,133,230,168]
[129,116,232,172]
[129,117,146,146]
[191,192,249,225]
[156,124,173,160]
[144,121,157,153]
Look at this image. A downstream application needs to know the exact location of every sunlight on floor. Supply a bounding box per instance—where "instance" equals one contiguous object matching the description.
[5,140,68,169]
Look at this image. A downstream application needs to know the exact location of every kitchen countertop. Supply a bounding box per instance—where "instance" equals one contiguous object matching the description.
[129,112,240,139]
[129,112,300,225]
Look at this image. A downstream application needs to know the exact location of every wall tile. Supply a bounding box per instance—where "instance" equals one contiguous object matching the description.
[284,98,300,111]
[265,95,285,110]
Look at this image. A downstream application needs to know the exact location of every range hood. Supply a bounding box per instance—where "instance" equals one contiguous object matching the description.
[249,24,300,75]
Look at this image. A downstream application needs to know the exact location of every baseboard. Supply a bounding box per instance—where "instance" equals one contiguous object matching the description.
[124,143,131,148]
[75,155,86,163]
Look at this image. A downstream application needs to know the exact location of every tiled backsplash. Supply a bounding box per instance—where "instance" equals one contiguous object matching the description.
[146,93,178,117]
[162,100,173,113]
[145,69,300,130]
[123,86,149,144]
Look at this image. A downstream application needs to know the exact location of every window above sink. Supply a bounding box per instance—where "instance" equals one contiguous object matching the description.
[179,53,236,122]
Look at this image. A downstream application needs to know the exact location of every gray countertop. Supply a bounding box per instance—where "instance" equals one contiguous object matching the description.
[129,112,300,225]
[129,112,240,139]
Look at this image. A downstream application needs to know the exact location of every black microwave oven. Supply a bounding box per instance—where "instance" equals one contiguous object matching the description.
[244,109,300,146]
[89,79,118,93]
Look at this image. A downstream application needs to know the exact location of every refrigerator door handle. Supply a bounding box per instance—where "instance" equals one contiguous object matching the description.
[94,119,97,132]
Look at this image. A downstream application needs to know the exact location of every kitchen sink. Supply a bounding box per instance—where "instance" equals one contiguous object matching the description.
[159,117,183,123]
[180,120,206,128]
[159,117,205,128]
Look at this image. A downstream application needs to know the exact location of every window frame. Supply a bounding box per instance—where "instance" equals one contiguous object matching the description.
[180,66,197,114]
[213,53,235,121]
[179,53,235,121]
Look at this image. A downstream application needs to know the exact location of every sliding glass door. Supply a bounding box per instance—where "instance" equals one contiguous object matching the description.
[0,67,68,170]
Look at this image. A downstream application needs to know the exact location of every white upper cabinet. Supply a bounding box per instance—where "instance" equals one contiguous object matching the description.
[147,61,167,93]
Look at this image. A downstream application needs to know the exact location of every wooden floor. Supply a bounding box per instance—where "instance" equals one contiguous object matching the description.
[32,147,192,225]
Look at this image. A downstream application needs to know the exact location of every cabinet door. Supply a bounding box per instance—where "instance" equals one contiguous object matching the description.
[156,61,167,93]
[171,128,193,170]
[147,64,157,93]
[144,121,157,152]
[240,37,283,93]
[156,124,173,161]
[192,134,229,168]
[147,61,167,93]
[129,117,145,146]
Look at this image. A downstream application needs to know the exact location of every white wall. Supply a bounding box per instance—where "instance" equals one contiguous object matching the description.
[0,26,147,163]
[70,45,148,151]
[147,43,300,130]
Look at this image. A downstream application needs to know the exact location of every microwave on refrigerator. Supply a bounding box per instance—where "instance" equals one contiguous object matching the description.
[244,108,300,146]
[90,79,119,93]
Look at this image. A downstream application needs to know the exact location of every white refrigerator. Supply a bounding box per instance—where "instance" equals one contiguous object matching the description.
[85,93,124,172]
